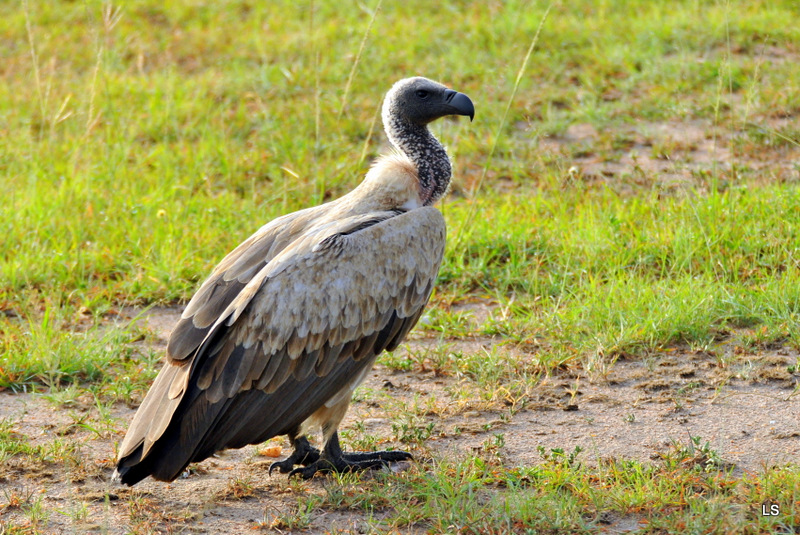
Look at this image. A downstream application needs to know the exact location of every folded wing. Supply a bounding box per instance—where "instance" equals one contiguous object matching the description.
[115,206,445,484]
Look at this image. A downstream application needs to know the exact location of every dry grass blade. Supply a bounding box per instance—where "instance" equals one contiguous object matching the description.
[338,0,384,121]
[453,1,555,250]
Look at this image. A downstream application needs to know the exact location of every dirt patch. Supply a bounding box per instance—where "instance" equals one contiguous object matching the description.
[499,353,800,473]
[1,307,798,533]
[536,118,800,194]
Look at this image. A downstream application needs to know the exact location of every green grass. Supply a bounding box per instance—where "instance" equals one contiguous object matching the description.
[297,445,800,534]
[440,186,800,360]
[2,0,800,532]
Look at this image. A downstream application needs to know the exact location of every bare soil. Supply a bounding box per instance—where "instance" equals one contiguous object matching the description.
[536,117,800,194]
[1,306,798,534]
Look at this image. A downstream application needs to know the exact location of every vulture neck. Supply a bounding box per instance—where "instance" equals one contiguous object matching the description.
[385,117,451,206]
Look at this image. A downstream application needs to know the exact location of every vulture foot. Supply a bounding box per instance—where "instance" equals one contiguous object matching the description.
[269,436,321,475]
[287,432,411,479]
[288,450,413,479]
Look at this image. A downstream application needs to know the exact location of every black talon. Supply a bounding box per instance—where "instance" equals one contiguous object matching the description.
[268,458,294,476]
[268,436,320,476]
[288,464,318,480]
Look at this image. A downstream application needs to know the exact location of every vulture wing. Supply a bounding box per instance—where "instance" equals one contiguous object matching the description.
[116,206,445,484]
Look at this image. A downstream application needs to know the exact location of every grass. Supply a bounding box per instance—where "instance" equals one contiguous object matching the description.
[2,0,800,532]
[294,446,799,534]
[440,187,800,359]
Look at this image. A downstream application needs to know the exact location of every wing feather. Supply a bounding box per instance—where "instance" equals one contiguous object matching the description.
[293,348,320,381]
[315,342,343,376]
[261,349,293,393]
[243,341,269,387]
[254,349,285,391]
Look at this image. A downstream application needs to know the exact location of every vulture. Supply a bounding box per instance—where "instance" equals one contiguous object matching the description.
[113,77,475,485]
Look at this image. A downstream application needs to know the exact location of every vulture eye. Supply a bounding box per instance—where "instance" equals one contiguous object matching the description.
[415,89,430,99]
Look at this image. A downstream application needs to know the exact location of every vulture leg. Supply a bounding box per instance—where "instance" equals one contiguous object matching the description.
[288,431,412,480]
[268,435,320,475]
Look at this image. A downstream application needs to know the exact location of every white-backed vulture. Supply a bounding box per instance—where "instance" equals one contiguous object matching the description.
[113,77,475,484]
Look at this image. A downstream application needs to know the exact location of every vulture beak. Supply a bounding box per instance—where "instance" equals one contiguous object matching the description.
[444,89,475,121]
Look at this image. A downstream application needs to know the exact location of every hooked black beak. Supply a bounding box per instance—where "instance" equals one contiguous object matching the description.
[444,89,475,122]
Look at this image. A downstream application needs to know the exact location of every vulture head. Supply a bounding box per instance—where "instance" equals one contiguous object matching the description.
[382,77,475,127]
[379,76,474,206]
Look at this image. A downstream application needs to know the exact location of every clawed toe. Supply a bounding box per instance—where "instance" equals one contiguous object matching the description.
[288,463,322,480]
[354,450,412,463]
[267,436,320,477]
[268,459,295,475]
